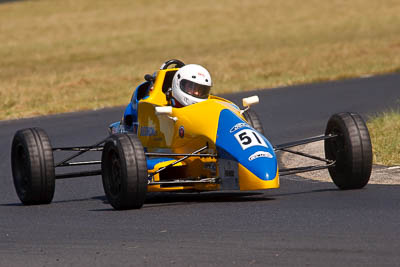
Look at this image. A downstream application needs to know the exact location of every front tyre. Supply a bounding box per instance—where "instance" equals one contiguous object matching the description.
[101,133,148,210]
[324,112,372,190]
[243,109,265,135]
[11,128,55,204]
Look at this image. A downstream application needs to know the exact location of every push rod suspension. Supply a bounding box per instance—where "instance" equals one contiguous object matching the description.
[55,138,107,167]
[53,146,103,152]
[148,145,209,179]
[148,177,218,185]
[274,134,337,151]
[279,148,333,164]
[279,161,335,176]
[57,160,102,167]
[55,169,102,179]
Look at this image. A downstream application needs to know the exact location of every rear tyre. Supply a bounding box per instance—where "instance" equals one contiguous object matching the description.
[324,112,372,190]
[11,128,55,204]
[101,133,148,210]
[243,109,265,135]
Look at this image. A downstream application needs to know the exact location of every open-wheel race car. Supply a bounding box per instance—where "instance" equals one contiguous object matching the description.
[11,59,373,210]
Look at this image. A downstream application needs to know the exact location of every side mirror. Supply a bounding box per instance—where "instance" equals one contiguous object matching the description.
[155,106,178,122]
[242,95,259,107]
[155,106,173,115]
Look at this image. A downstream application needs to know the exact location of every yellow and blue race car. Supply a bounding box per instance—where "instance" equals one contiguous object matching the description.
[11,59,373,210]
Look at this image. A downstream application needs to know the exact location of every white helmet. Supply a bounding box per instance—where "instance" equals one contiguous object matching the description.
[171,64,212,106]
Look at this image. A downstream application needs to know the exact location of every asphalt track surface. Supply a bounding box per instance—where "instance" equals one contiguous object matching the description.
[1,74,399,266]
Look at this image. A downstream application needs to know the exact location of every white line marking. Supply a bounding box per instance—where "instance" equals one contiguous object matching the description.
[388,166,400,170]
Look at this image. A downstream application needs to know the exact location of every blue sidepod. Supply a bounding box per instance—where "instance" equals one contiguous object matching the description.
[215,109,278,181]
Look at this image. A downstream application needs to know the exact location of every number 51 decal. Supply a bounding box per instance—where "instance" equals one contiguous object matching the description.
[234,129,268,150]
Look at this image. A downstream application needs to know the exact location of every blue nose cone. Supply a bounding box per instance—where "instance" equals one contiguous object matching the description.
[215,109,278,181]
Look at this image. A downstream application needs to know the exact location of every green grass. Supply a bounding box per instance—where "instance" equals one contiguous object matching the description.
[1,0,400,119]
[368,111,400,166]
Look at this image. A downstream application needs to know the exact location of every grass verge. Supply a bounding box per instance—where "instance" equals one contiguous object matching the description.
[1,0,400,120]
[368,111,400,166]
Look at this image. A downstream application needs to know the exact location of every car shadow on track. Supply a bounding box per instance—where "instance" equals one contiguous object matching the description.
[1,196,101,207]
[0,192,273,210]
[90,192,275,211]
[0,187,338,210]
[268,188,338,198]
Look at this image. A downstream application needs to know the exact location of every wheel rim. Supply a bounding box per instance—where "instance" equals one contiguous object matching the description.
[109,150,122,197]
[327,128,345,169]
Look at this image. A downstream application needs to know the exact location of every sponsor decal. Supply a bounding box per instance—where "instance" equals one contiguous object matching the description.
[248,151,273,161]
[229,122,248,133]
[140,126,157,136]
[179,126,185,138]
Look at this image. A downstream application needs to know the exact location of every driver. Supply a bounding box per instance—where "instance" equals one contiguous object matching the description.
[169,64,212,107]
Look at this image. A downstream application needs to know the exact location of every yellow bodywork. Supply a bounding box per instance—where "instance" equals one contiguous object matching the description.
[238,164,279,190]
[136,69,279,192]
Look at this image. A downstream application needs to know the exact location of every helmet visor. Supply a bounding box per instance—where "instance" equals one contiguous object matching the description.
[180,79,211,99]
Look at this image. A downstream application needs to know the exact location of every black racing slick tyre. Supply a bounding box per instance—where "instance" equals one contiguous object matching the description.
[11,128,55,205]
[101,133,148,210]
[324,112,372,190]
[243,109,265,135]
